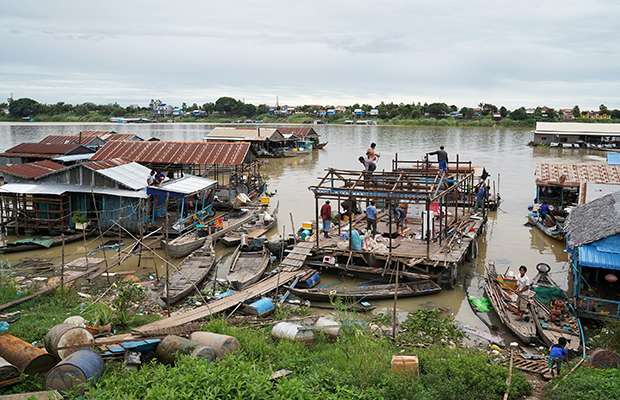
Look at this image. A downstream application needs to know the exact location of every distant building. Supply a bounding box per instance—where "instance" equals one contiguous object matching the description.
[327,109,336,116]
[150,104,174,119]
[370,109,379,117]
[354,109,364,118]
[172,109,183,116]
[335,105,347,113]
[533,122,620,146]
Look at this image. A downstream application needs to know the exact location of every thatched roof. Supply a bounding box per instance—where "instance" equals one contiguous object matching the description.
[566,191,620,248]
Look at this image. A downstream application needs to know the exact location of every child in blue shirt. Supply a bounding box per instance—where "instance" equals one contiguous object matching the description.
[548,337,571,378]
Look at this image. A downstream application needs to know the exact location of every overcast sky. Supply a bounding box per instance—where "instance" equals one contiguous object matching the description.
[1,0,619,110]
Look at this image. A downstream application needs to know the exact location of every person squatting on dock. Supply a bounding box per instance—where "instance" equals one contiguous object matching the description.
[426,145,448,171]
[359,156,376,172]
[147,170,156,186]
[516,265,531,320]
[366,201,378,235]
[548,337,571,378]
[366,142,380,162]
[320,200,332,238]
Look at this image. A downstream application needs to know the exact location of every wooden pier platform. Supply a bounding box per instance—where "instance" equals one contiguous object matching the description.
[133,242,314,335]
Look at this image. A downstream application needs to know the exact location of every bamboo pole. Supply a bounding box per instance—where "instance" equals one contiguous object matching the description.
[503,346,514,400]
[392,260,399,338]
[164,193,171,317]
[60,234,65,293]
[90,186,110,283]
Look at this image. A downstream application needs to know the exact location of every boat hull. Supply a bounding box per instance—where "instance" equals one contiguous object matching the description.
[527,213,565,240]
[286,280,441,302]
[226,245,270,291]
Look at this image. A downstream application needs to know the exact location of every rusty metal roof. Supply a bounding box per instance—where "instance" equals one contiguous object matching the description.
[205,127,284,141]
[39,133,140,145]
[3,143,89,155]
[277,127,320,138]
[0,160,67,179]
[536,163,620,186]
[90,141,253,165]
[82,158,132,171]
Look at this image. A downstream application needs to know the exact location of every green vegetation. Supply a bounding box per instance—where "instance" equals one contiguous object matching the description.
[83,316,530,400]
[544,368,620,400]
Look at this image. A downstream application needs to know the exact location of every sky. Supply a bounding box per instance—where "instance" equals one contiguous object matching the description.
[1,0,620,110]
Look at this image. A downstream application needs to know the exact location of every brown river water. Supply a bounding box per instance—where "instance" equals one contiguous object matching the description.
[0,122,606,340]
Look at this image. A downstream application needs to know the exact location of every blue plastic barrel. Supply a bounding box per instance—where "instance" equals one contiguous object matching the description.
[44,349,103,395]
[245,298,274,317]
[300,229,311,239]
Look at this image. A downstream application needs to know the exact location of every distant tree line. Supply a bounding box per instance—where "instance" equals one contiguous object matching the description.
[3,96,620,122]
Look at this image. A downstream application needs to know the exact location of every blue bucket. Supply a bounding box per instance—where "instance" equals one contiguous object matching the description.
[44,349,103,395]
[244,298,275,317]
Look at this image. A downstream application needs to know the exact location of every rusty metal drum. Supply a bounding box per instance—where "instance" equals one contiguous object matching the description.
[0,334,57,374]
[0,356,20,381]
[44,349,104,395]
[155,335,215,364]
[45,323,94,360]
[189,332,240,360]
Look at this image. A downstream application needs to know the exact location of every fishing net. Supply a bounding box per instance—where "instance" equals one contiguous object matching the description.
[534,286,565,303]
[469,296,491,312]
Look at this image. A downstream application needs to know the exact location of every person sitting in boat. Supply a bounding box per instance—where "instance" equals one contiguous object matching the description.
[539,201,557,228]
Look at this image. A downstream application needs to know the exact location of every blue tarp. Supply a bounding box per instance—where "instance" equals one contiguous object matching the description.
[608,153,620,166]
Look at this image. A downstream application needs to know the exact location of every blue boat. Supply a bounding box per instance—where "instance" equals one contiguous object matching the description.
[527,212,565,240]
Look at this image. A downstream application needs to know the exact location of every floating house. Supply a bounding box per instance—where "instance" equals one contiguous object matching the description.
[535,163,620,210]
[566,192,620,319]
[39,131,144,147]
[0,158,151,234]
[203,127,291,157]
[277,127,321,147]
[89,141,263,200]
[0,143,96,167]
[533,122,620,147]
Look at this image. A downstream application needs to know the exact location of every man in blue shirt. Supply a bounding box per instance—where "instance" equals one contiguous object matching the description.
[392,203,406,234]
[474,184,487,213]
[366,201,378,235]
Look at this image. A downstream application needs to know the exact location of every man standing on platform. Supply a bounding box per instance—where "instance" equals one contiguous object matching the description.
[366,201,378,235]
[426,145,448,171]
[366,142,380,162]
[320,200,332,238]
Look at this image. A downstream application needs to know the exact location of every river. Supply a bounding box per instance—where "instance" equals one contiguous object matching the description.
[0,122,606,339]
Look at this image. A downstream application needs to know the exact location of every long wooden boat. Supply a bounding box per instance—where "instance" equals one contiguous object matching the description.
[282,149,312,157]
[0,230,94,254]
[161,237,216,304]
[161,207,260,259]
[308,301,376,313]
[530,263,581,353]
[484,261,537,344]
[220,202,279,247]
[285,280,441,302]
[226,244,271,291]
[527,212,565,240]
[314,141,328,150]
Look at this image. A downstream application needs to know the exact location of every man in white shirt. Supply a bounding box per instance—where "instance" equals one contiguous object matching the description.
[516,265,530,320]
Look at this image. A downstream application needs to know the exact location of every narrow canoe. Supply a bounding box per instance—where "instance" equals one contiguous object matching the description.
[530,262,581,354]
[484,261,538,344]
[161,237,216,304]
[286,280,441,302]
[161,207,260,259]
[220,202,279,247]
[314,142,328,149]
[0,230,94,254]
[226,244,271,291]
[527,212,565,240]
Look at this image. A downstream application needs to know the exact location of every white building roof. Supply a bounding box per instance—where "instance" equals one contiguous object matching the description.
[0,183,148,199]
[535,122,620,136]
[97,162,151,190]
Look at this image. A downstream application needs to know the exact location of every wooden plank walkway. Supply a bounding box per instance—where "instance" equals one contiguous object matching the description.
[133,242,315,335]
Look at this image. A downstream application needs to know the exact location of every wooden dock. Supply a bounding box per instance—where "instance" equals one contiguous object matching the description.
[132,242,314,335]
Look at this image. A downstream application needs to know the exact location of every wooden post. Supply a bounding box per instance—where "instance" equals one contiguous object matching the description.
[61,234,65,294]
[164,193,171,317]
[392,260,399,337]
[315,195,320,248]
[426,198,430,259]
[502,347,514,400]
[90,186,110,283]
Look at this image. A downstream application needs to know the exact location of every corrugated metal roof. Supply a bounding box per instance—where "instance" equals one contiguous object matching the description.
[578,244,620,270]
[51,154,95,162]
[535,122,620,135]
[536,163,620,186]
[0,183,148,199]
[206,127,284,141]
[83,158,132,171]
[156,175,217,195]
[79,130,117,136]
[0,160,67,179]
[3,143,88,155]
[608,153,620,165]
[90,141,252,165]
[581,182,620,204]
[40,133,141,145]
[39,135,101,146]
[95,162,151,190]
[277,127,320,138]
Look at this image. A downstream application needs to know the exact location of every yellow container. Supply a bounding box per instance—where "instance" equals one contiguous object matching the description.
[302,222,313,230]
[261,197,270,205]
[391,355,419,375]
[498,274,518,291]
